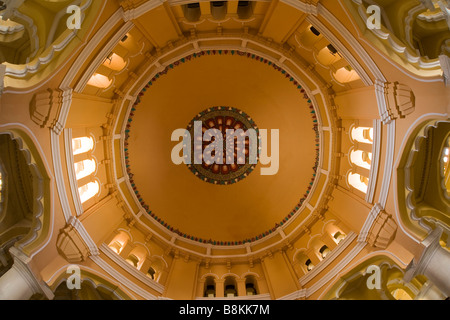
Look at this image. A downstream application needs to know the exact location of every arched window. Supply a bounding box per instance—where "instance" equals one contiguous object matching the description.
[245,276,258,296]
[87,73,112,89]
[350,150,372,170]
[310,26,320,36]
[334,66,361,84]
[108,231,130,254]
[237,1,253,19]
[109,241,122,254]
[146,267,156,280]
[348,172,369,194]
[78,181,100,203]
[72,137,94,155]
[333,231,346,244]
[327,44,338,55]
[146,257,166,282]
[126,246,148,270]
[210,1,227,20]
[319,245,331,259]
[126,254,140,267]
[317,46,341,66]
[204,276,216,297]
[74,159,96,180]
[305,259,314,271]
[183,2,201,22]
[351,127,374,144]
[224,276,237,297]
[103,53,127,71]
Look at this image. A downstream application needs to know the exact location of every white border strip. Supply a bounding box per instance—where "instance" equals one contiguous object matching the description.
[64,128,84,216]
[99,243,165,293]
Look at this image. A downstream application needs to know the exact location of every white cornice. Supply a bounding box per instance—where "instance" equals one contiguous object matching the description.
[122,0,165,22]
[378,120,395,208]
[365,119,381,204]
[280,0,318,15]
[277,288,307,300]
[99,243,165,293]
[357,203,383,243]
[374,80,392,125]
[64,129,84,217]
[50,131,73,223]
[53,88,73,135]
[68,216,99,256]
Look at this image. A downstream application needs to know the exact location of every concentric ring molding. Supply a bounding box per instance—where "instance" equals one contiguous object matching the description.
[112,36,337,257]
[54,1,389,259]
[123,50,321,246]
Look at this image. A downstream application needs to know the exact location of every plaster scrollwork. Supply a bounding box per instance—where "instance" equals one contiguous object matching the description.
[402,120,450,238]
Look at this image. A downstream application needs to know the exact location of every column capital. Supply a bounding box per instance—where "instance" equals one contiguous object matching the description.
[4,247,54,300]
[9,247,41,293]
[404,227,450,296]
[404,227,442,280]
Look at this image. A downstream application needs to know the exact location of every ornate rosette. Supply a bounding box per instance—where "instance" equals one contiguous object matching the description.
[186,106,260,185]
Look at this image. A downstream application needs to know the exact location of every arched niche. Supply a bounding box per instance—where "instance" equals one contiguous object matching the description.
[203,275,216,297]
[223,275,238,297]
[0,126,52,257]
[48,268,132,300]
[321,255,431,300]
[397,119,450,240]
[108,230,131,254]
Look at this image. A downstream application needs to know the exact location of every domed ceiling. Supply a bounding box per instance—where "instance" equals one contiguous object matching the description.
[125,52,319,243]
[62,0,359,258]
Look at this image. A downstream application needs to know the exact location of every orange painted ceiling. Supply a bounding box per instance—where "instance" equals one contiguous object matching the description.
[126,53,318,242]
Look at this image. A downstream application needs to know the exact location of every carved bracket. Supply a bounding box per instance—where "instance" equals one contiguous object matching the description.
[56,223,91,263]
[367,210,398,249]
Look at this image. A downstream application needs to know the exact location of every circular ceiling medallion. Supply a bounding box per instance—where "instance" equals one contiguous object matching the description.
[123,50,321,246]
[186,106,259,185]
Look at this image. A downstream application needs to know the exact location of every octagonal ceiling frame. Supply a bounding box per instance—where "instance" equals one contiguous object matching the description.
[112,35,333,254]
[50,1,396,266]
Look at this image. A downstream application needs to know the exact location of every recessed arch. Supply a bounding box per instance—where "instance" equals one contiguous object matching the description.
[1,0,106,92]
[320,254,419,300]
[48,265,134,300]
[108,230,131,254]
[200,272,220,280]
[397,118,450,240]
[0,124,53,257]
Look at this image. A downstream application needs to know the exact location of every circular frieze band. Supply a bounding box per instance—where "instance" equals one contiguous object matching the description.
[124,50,320,246]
